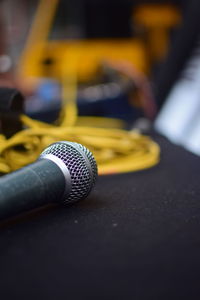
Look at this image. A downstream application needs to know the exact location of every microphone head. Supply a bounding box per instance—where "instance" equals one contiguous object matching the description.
[40,141,98,204]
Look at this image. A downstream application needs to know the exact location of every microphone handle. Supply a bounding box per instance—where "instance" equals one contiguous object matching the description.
[0,159,65,220]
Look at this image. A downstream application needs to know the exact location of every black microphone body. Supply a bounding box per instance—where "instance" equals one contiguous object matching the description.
[0,141,97,220]
[0,159,65,219]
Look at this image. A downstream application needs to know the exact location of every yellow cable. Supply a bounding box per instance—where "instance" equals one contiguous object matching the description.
[0,59,160,175]
[0,118,160,175]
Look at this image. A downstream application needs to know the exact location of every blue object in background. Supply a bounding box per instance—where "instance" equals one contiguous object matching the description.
[26,79,143,124]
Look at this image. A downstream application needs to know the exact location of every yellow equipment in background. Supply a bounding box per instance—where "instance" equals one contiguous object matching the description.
[133,4,181,63]
[19,39,148,84]
[18,0,148,84]
[18,0,180,83]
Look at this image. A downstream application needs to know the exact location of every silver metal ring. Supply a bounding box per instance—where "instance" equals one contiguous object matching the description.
[39,153,72,200]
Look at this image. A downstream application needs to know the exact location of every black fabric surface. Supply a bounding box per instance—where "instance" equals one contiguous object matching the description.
[0,136,200,300]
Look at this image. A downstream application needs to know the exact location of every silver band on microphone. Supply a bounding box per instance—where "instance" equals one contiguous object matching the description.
[39,153,72,199]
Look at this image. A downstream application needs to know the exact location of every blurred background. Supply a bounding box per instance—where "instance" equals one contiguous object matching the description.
[0,0,199,156]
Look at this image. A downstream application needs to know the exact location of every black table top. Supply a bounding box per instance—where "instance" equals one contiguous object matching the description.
[0,135,200,300]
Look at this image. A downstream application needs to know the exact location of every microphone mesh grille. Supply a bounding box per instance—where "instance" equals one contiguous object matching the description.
[41,141,97,203]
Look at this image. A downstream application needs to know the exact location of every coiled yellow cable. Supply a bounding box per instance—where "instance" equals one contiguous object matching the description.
[0,61,160,175]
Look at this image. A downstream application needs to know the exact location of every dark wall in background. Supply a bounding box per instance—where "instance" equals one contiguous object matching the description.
[153,0,200,108]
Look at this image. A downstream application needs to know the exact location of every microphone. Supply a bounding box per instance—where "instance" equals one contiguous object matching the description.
[0,141,98,220]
